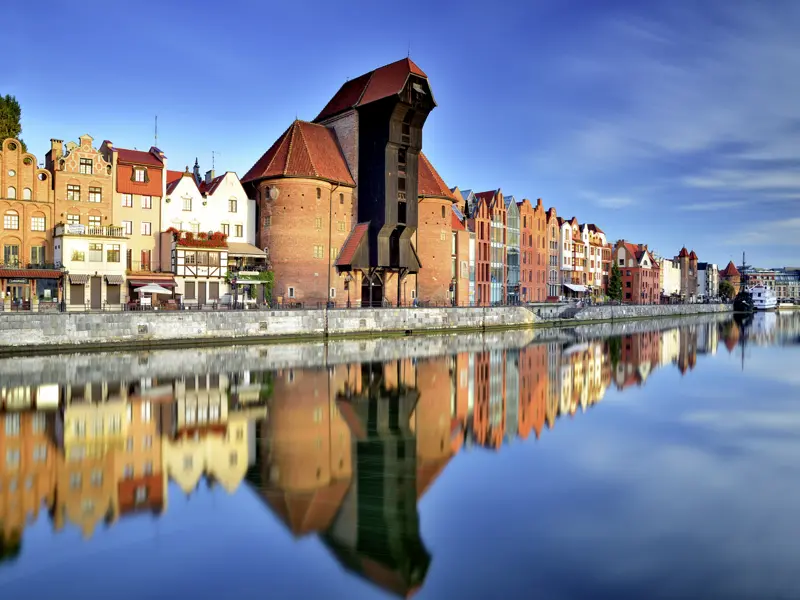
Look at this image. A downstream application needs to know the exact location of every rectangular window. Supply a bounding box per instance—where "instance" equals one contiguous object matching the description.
[619,258,624,266]
[141,222,152,236]
[288,286,295,298]
[106,244,120,262]
[80,157,93,175]
[337,221,345,232]
[141,195,152,209]
[31,245,46,265]
[264,216,271,228]
[330,246,338,260]
[134,168,145,182]
[89,215,101,228]
[4,213,19,229]
[184,250,196,265]
[228,198,237,213]
[5,414,20,435]
[31,216,45,231]
[122,194,133,207]
[182,197,192,211]
[190,223,200,234]
[72,250,85,262]
[315,217,323,230]
[208,252,220,267]
[234,224,242,237]
[140,250,151,270]
[89,243,103,262]
[221,224,230,236]
[330,287,336,298]
[185,281,196,300]
[67,184,81,201]
[67,214,80,225]
[313,245,324,259]
[141,401,151,423]
[197,252,208,266]
[122,220,133,235]
[88,187,101,203]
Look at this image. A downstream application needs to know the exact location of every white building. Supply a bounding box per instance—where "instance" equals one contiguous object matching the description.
[658,257,681,297]
[54,223,128,310]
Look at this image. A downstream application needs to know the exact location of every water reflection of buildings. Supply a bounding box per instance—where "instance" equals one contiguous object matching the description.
[2,317,775,593]
[1,373,267,551]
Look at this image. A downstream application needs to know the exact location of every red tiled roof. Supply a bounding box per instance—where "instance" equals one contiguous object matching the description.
[117,148,163,167]
[198,174,225,196]
[418,153,455,201]
[335,222,369,267]
[242,121,355,186]
[0,269,62,279]
[678,247,689,258]
[451,205,465,231]
[166,170,188,195]
[587,223,605,235]
[720,261,740,277]
[315,58,428,122]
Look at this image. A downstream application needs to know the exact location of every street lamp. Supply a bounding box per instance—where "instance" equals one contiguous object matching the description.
[344,273,353,308]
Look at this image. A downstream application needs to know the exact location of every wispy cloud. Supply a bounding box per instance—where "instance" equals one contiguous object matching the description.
[725,218,800,246]
[677,200,746,212]
[579,190,635,210]
[683,170,800,192]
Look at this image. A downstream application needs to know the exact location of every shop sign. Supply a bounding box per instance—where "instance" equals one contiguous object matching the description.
[8,278,29,284]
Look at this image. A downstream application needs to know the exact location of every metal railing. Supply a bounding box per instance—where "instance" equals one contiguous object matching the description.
[0,262,61,270]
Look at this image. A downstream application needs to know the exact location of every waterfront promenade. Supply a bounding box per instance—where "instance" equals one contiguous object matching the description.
[0,302,731,354]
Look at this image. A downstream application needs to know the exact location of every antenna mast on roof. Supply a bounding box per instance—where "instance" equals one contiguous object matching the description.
[154,115,158,147]
[408,40,411,58]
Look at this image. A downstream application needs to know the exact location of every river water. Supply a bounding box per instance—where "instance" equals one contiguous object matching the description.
[1,312,799,599]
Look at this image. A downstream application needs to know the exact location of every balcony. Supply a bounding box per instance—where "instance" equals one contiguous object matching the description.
[0,262,60,271]
[55,224,126,238]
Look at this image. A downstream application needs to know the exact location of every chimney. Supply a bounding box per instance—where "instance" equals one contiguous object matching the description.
[537,198,543,208]
[45,139,64,170]
[205,169,215,185]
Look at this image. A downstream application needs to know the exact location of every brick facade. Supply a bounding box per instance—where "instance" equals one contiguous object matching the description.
[615,240,661,304]
[518,198,548,302]
[546,207,560,298]
[416,197,454,304]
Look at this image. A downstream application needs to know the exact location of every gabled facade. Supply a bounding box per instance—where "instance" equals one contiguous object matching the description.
[466,190,491,305]
[1,138,60,307]
[474,189,506,304]
[101,142,166,274]
[504,196,520,303]
[517,198,547,302]
[546,207,560,298]
[614,240,661,304]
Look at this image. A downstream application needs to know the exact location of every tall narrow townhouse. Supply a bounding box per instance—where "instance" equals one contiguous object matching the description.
[614,240,661,304]
[463,189,491,306]
[47,135,128,309]
[560,216,589,297]
[101,142,166,274]
[451,205,470,306]
[518,198,548,302]
[504,195,520,304]
[475,189,506,304]
[546,207,560,298]
[1,138,59,306]
[584,224,608,295]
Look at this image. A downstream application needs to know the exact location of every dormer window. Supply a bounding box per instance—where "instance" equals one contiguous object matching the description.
[133,168,146,183]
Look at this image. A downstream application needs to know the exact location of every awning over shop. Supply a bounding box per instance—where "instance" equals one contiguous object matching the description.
[227,242,267,258]
[105,275,125,285]
[563,283,588,293]
[128,278,176,288]
[0,269,62,279]
[68,274,90,284]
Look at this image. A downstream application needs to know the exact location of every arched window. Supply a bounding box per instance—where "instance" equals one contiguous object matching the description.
[23,187,31,200]
[7,186,16,200]
[4,210,20,230]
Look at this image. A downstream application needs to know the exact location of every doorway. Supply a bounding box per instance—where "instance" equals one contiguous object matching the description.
[198,281,207,306]
[90,276,102,309]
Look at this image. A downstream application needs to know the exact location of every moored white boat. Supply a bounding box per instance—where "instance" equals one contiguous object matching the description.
[748,285,777,311]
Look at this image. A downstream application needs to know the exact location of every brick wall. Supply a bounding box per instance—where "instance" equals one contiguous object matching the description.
[416,197,453,304]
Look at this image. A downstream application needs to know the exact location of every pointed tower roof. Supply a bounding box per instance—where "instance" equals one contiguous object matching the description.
[241,120,355,186]
[678,247,689,258]
[689,250,698,260]
[315,58,431,122]
[720,261,740,277]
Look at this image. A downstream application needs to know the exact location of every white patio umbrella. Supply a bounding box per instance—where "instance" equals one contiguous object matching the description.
[136,283,173,295]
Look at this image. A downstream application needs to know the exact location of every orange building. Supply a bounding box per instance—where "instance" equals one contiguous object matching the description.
[518,344,549,440]
[243,120,357,306]
[1,138,60,305]
[415,153,458,305]
[467,192,492,305]
[518,198,548,302]
[720,261,741,294]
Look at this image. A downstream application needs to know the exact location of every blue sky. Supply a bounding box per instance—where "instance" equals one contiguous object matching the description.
[4,0,799,267]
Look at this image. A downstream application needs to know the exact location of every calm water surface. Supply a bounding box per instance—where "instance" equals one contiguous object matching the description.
[1,313,799,599]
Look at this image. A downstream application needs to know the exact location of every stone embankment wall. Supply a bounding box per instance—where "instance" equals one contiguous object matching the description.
[0,303,730,352]
[0,312,733,386]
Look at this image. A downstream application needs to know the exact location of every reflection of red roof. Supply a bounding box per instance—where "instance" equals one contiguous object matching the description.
[117,148,163,167]
[315,58,428,122]
[335,223,369,268]
[262,479,351,537]
[118,473,165,514]
[242,120,355,186]
[418,153,455,201]
[721,261,740,277]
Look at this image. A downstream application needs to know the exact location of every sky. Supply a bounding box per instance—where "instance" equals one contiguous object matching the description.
[3,0,799,268]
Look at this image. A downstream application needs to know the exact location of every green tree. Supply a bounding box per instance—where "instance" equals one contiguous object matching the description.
[719,279,736,300]
[0,94,26,151]
[608,336,622,369]
[608,261,623,301]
